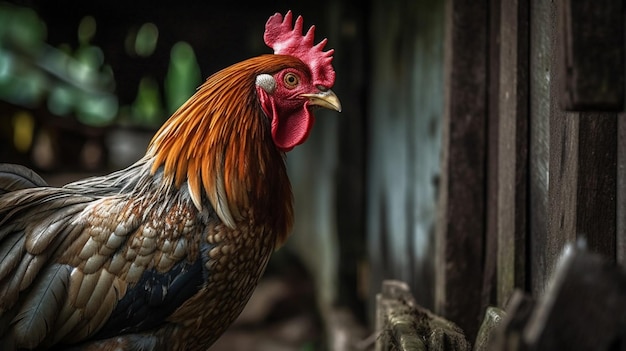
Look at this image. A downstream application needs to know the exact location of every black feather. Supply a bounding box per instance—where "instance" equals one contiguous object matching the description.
[93,253,206,339]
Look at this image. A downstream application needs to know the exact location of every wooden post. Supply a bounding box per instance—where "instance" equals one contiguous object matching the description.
[376,280,470,351]
[436,0,488,339]
[618,114,626,267]
[496,0,529,307]
[529,0,576,297]
[482,0,501,311]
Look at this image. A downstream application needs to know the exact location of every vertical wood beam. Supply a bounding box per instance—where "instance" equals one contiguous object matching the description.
[618,115,626,267]
[496,0,529,307]
[576,114,617,261]
[482,0,501,310]
[531,0,583,297]
[436,0,488,339]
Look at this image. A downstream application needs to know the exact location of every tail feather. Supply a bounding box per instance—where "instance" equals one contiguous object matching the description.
[0,164,48,194]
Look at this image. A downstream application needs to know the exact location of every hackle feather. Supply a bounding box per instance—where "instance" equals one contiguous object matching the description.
[147,55,303,247]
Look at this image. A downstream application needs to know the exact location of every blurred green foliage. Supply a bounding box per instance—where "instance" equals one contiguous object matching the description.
[134,23,159,58]
[0,2,202,128]
[0,4,48,107]
[165,41,201,114]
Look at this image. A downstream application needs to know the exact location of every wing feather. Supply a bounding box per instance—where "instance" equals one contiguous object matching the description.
[0,162,209,348]
[25,203,88,255]
[11,263,71,349]
[20,254,48,290]
[75,271,101,309]
[0,233,24,281]
[0,164,47,195]
[86,282,117,336]
[0,252,31,313]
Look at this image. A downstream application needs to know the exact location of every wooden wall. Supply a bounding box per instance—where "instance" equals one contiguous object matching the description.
[366,0,625,341]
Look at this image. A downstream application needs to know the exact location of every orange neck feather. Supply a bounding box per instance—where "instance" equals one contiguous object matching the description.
[146,56,301,247]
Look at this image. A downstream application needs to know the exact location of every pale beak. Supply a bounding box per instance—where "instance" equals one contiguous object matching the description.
[301,89,342,112]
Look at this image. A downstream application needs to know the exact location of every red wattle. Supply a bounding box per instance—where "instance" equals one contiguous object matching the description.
[272,105,314,152]
[259,89,314,152]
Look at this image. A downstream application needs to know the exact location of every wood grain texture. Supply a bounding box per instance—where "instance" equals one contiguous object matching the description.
[495,0,529,308]
[530,0,620,297]
[482,0,501,311]
[529,0,556,297]
[575,113,617,260]
[558,0,624,110]
[436,0,487,339]
[618,114,626,267]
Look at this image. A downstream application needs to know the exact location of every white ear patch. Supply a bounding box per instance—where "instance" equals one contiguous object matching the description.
[255,74,276,93]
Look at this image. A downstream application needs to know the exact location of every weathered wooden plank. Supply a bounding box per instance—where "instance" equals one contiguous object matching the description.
[496,0,529,308]
[558,0,624,110]
[436,0,487,339]
[576,113,617,261]
[530,0,586,297]
[482,0,501,310]
[547,0,618,272]
[546,105,578,275]
[376,281,427,351]
[530,0,620,298]
[528,0,553,297]
[492,290,536,349]
[488,246,626,350]
[473,306,505,351]
[618,114,626,267]
[376,280,470,351]
[546,10,579,296]
[332,1,368,318]
[523,245,626,350]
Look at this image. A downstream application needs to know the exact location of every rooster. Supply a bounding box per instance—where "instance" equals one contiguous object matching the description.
[0,11,340,351]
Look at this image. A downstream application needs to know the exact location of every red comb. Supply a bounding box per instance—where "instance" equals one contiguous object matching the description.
[264,11,336,88]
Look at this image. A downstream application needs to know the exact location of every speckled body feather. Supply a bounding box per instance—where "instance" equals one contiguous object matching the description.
[0,11,339,350]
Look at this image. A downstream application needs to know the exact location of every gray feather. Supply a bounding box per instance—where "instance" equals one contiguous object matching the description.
[26,202,88,255]
[0,164,47,194]
[0,232,25,282]
[11,263,71,349]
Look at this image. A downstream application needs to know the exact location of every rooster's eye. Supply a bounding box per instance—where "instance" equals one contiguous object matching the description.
[283,73,299,89]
